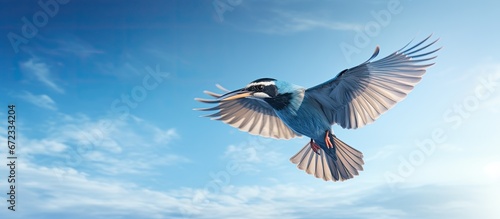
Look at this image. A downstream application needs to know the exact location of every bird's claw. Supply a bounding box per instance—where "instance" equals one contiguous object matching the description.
[310,139,321,155]
[325,130,334,149]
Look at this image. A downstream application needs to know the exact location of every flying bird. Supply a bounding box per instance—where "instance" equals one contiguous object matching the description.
[195,35,440,182]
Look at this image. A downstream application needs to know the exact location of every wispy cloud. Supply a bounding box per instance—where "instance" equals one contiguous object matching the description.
[154,128,179,145]
[20,59,64,93]
[94,52,149,79]
[252,9,362,34]
[232,8,362,35]
[223,138,284,173]
[32,34,104,59]
[18,91,58,110]
[225,144,262,163]
[54,37,104,58]
[18,138,67,156]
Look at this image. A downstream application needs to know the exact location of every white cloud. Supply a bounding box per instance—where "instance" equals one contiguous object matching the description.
[19,91,57,110]
[20,59,64,93]
[2,111,187,177]
[0,161,188,219]
[0,157,404,219]
[24,113,189,176]
[80,150,189,175]
[180,183,396,219]
[56,116,124,153]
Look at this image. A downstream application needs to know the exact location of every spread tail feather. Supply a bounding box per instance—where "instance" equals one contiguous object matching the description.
[290,136,364,182]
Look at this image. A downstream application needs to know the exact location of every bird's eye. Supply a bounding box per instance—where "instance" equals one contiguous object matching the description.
[258,85,264,90]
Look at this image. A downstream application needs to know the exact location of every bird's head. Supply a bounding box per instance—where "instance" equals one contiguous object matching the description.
[220,78,304,110]
[220,78,278,101]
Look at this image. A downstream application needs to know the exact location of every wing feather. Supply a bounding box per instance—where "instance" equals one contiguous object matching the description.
[307,35,440,129]
[195,86,300,139]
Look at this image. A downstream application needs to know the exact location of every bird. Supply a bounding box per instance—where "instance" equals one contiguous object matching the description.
[195,35,440,182]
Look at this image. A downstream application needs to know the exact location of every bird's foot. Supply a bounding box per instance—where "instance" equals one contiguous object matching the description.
[325,130,334,149]
[310,139,321,155]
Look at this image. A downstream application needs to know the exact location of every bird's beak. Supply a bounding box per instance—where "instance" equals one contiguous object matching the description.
[220,89,253,101]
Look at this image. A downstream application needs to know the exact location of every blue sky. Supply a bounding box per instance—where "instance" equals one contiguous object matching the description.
[1,0,500,218]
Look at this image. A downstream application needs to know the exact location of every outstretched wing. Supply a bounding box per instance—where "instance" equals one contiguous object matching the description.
[306,35,440,129]
[195,85,300,139]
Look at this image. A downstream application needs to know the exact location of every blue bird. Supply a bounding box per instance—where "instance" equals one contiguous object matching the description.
[195,36,440,182]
